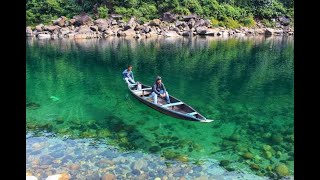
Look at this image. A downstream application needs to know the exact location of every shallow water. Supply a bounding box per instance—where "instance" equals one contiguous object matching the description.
[26,36,294,179]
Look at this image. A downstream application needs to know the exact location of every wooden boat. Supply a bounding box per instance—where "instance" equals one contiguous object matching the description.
[128,83,214,123]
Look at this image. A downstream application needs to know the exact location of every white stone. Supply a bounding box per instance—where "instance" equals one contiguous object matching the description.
[26,176,38,180]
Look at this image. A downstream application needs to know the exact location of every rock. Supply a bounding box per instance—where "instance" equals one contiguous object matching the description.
[127,17,136,27]
[255,28,265,35]
[154,178,161,180]
[279,16,290,26]
[35,24,44,32]
[98,24,109,32]
[51,34,59,39]
[274,29,283,35]
[68,164,80,170]
[242,152,254,159]
[45,173,70,180]
[94,19,108,25]
[53,16,67,27]
[132,159,147,170]
[26,176,38,180]
[73,13,92,26]
[26,27,33,37]
[149,19,161,26]
[195,26,207,35]
[69,19,76,25]
[44,25,59,32]
[164,30,180,37]
[59,27,70,35]
[122,29,136,36]
[162,12,177,23]
[74,33,88,39]
[275,164,289,176]
[66,33,75,39]
[110,14,122,20]
[265,28,273,36]
[37,34,51,39]
[188,18,196,28]
[219,160,230,167]
[77,26,92,33]
[90,26,98,31]
[181,31,192,36]
[182,15,198,21]
[111,20,117,25]
[271,134,283,143]
[102,174,116,180]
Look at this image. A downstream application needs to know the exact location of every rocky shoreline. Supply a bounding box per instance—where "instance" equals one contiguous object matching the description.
[26,13,294,40]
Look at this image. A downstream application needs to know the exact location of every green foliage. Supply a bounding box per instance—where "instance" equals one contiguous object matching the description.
[182,0,203,14]
[173,6,191,15]
[211,18,220,27]
[138,3,158,20]
[223,17,241,29]
[240,16,256,27]
[98,6,108,18]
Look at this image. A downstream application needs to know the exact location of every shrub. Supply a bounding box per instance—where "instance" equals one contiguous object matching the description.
[211,18,219,27]
[240,16,256,27]
[223,17,241,29]
[98,6,108,18]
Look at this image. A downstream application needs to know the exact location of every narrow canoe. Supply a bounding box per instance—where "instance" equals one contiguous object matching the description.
[128,83,214,123]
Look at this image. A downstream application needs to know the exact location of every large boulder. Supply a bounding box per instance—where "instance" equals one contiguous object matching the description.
[182,14,198,21]
[26,27,33,37]
[149,19,161,26]
[73,13,92,26]
[35,24,44,32]
[122,29,136,36]
[164,30,180,37]
[43,25,59,32]
[181,31,192,36]
[52,16,67,27]
[195,26,207,35]
[98,24,109,32]
[161,12,177,23]
[77,26,93,33]
[94,19,108,25]
[265,28,273,36]
[279,16,290,26]
[59,27,70,35]
[90,26,98,31]
[127,17,137,27]
[37,34,51,39]
[188,18,196,28]
[194,19,210,28]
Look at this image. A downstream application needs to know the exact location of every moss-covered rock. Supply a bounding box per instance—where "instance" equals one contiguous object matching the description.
[176,154,188,163]
[229,133,240,141]
[242,152,254,159]
[162,150,177,160]
[250,163,260,170]
[98,129,112,137]
[219,160,230,167]
[275,164,289,176]
[263,151,273,159]
[271,134,283,144]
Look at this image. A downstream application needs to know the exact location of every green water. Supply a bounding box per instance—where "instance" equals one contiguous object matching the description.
[26,36,294,177]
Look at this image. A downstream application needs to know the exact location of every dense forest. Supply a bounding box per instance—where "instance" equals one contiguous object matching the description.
[26,0,294,28]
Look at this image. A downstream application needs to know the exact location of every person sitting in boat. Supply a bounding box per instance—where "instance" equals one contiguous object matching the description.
[122,65,135,85]
[150,76,170,104]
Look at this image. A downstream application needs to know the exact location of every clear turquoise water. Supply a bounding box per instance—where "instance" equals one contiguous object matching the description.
[26,36,294,177]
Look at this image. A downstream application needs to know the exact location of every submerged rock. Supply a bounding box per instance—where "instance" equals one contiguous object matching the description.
[275,164,289,176]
